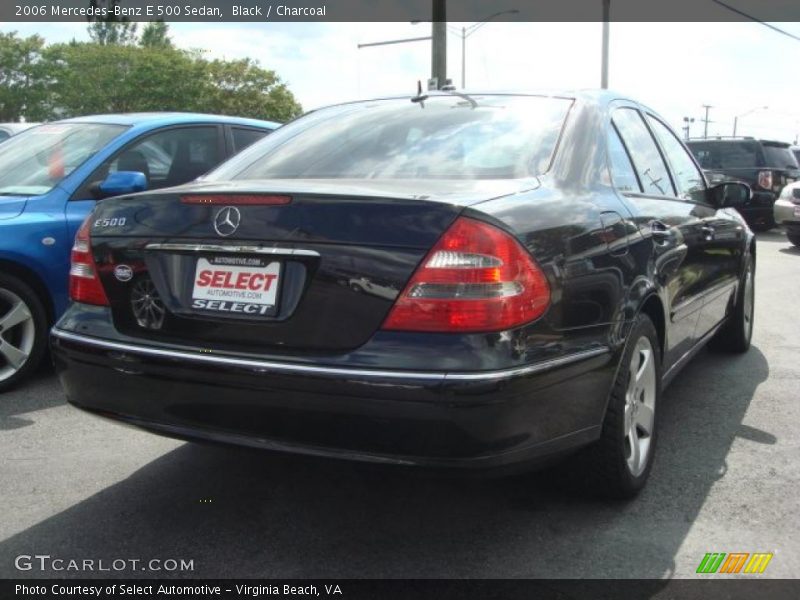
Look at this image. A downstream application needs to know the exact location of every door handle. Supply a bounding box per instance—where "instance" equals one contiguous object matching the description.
[650,220,672,242]
[701,225,715,241]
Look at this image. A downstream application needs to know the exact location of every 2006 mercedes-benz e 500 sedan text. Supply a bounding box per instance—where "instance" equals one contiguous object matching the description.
[52,92,755,498]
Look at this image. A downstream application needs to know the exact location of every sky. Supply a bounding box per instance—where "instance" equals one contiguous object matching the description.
[2,20,799,142]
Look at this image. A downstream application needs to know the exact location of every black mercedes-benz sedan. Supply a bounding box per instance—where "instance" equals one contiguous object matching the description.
[51,91,755,498]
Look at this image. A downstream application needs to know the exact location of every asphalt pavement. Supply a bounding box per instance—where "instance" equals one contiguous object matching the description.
[1,230,798,580]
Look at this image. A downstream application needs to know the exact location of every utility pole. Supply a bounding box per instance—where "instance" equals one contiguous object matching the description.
[701,105,713,139]
[431,0,447,90]
[461,25,466,89]
[732,105,768,137]
[601,0,610,89]
[682,117,695,141]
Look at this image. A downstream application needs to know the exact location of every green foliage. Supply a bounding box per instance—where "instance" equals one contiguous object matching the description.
[0,23,302,123]
[0,32,51,121]
[45,43,206,115]
[199,58,302,123]
[87,0,138,46]
[139,21,172,49]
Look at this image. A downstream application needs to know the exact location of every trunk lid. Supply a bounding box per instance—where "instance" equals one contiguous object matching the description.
[89,179,528,352]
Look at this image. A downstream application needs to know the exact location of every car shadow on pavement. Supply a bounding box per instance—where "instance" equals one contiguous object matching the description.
[0,346,769,584]
[0,363,60,431]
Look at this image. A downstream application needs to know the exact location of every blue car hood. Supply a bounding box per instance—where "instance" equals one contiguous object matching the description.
[0,196,29,220]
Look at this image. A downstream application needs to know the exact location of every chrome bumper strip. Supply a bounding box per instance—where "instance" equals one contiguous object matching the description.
[144,243,320,258]
[51,329,609,383]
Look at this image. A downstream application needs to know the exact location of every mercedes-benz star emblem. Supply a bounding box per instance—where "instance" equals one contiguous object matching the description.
[213,206,241,237]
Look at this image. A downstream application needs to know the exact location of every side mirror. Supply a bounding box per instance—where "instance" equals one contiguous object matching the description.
[709,181,751,208]
[94,171,147,199]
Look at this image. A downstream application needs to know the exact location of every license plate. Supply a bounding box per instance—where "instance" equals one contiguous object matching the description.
[191,257,280,316]
[794,206,800,218]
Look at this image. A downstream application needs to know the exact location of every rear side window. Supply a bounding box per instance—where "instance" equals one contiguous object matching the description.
[232,127,269,153]
[607,125,641,192]
[646,115,706,203]
[612,108,675,197]
[76,126,221,198]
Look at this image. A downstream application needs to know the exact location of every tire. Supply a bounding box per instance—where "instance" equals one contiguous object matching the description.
[708,255,754,354]
[568,314,661,499]
[0,273,48,392]
[788,232,800,247]
[749,221,773,233]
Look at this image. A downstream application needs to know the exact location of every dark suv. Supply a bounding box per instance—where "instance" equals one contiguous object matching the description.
[687,138,800,230]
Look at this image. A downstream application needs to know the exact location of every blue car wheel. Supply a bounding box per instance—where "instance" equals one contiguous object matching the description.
[0,273,48,392]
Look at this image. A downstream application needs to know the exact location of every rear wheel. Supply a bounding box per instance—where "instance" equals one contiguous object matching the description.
[0,273,48,392]
[709,255,754,353]
[749,214,775,232]
[568,314,661,499]
[788,232,800,247]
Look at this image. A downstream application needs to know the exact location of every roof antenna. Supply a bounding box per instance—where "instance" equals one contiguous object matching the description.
[411,79,428,106]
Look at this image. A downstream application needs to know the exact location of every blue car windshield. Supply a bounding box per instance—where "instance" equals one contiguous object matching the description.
[0,123,127,196]
[207,95,573,181]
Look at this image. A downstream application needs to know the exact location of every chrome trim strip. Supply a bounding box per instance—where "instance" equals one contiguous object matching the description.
[145,243,320,257]
[52,329,609,383]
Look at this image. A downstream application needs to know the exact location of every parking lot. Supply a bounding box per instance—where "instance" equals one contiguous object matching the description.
[0,230,798,580]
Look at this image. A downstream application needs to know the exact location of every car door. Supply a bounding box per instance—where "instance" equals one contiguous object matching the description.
[609,106,709,369]
[645,114,744,339]
[65,125,225,244]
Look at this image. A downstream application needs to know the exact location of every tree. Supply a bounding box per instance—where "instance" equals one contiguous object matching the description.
[0,32,50,121]
[41,42,302,122]
[87,0,138,46]
[140,21,172,49]
[199,58,303,122]
[44,42,206,115]
[1,24,302,123]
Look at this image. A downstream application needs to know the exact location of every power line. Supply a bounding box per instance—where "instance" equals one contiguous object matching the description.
[711,0,800,42]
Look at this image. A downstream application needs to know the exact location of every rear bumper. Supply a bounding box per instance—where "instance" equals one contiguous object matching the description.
[51,328,615,471]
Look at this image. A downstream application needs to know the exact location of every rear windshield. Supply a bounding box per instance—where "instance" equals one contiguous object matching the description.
[688,141,762,169]
[207,95,573,181]
[763,144,799,170]
[688,140,800,170]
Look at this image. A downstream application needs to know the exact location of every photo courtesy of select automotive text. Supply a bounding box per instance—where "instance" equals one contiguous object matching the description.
[1,0,799,598]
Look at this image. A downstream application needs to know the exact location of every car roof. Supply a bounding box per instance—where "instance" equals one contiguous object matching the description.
[687,137,791,147]
[55,112,280,129]
[313,88,636,112]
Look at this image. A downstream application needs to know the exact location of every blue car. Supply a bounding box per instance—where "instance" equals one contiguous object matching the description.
[0,113,278,390]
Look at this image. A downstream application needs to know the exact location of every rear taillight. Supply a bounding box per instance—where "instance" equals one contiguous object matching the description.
[69,216,109,306]
[757,170,773,190]
[382,217,550,333]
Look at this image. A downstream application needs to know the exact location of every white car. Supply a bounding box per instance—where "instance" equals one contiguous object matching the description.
[774,180,800,246]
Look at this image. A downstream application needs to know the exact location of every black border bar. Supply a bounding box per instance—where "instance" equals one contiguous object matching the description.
[5,0,800,22]
[3,579,800,600]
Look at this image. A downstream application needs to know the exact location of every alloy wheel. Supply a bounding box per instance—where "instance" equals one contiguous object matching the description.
[742,263,754,341]
[0,288,36,383]
[624,336,657,477]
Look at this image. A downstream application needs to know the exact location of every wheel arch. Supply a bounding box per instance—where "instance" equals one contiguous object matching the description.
[597,291,666,426]
[638,293,666,362]
[0,259,55,324]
